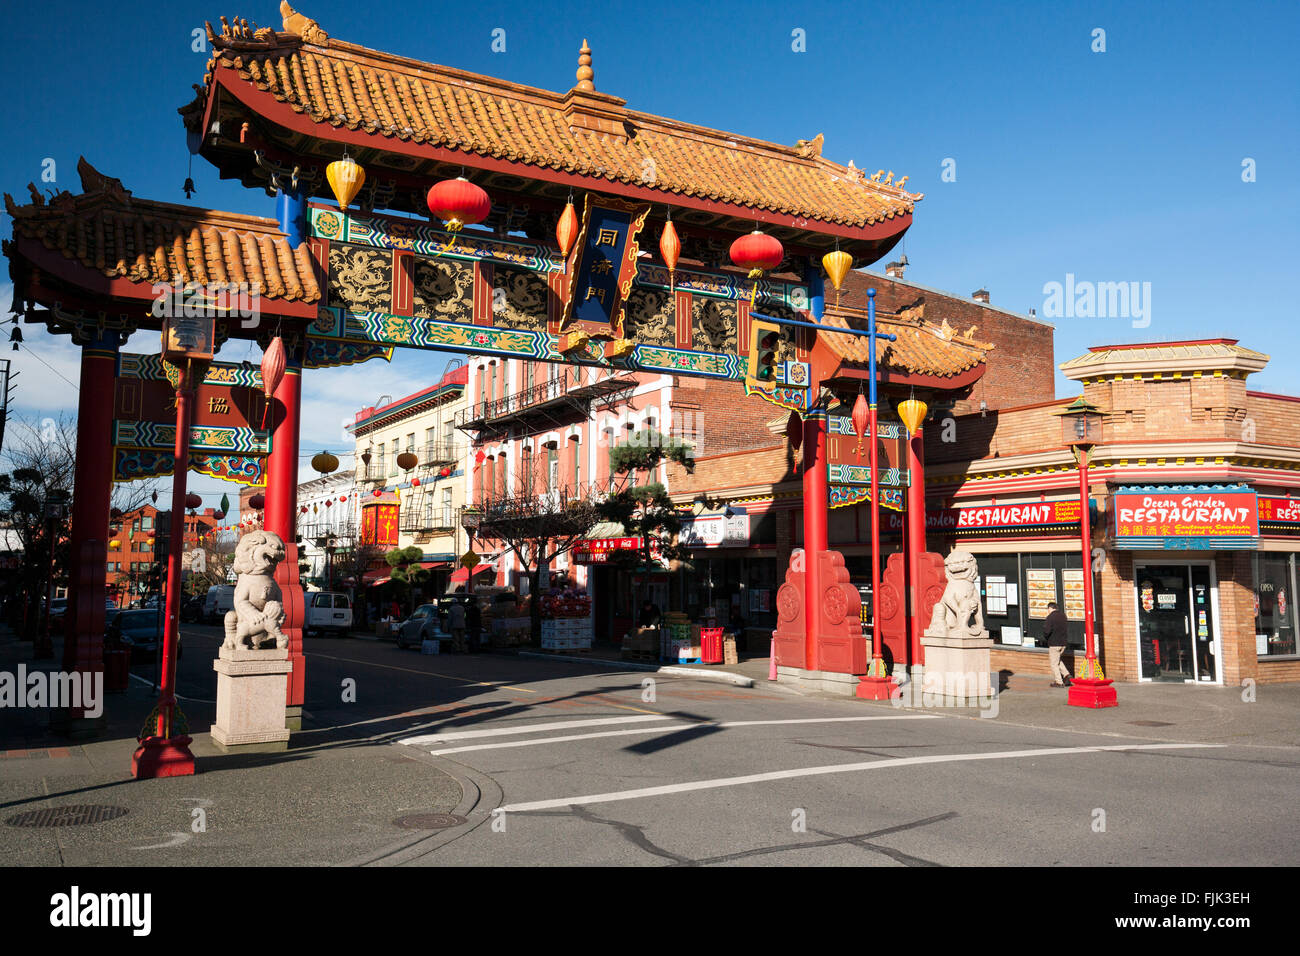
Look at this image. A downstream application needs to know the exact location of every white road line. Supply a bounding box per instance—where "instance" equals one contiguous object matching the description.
[424,714,942,756]
[399,714,672,746]
[497,743,1222,813]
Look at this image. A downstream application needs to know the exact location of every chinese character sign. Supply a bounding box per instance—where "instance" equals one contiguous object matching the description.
[561,194,651,340]
[362,502,400,548]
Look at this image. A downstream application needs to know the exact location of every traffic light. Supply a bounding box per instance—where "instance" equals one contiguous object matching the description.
[746,319,781,392]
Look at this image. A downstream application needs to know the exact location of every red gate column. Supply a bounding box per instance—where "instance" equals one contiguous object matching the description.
[906,423,927,677]
[802,409,828,670]
[264,347,306,730]
[60,328,118,734]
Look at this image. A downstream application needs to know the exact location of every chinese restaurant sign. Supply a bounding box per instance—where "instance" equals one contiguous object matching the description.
[680,513,751,548]
[561,194,651,341]
[1113,486,1258,550]
[884,500,1084,536]
[361,502,400,549]
[573,536,645,564]
[1259,496,1300,536]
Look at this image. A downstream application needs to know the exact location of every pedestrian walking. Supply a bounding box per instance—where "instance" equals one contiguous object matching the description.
[1043,601,1071,687]
[466,599,482,653]
[447,599,467,653]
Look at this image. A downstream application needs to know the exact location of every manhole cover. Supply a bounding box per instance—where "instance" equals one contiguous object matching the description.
[1127,720,1174,727]
[392,813,468,830]
[6,805,130,828]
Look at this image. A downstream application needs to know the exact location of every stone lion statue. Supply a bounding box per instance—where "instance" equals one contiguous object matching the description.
[223,531,288,650]
[926,550,986,640]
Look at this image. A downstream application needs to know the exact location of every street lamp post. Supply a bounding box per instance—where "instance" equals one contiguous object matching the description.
[1055,396,1118,708]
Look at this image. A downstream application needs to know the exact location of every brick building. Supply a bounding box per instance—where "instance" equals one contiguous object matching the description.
[107,504,220,605]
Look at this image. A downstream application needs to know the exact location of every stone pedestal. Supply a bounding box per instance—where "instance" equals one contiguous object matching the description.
[920,630,994,704]
[211,646,292,753]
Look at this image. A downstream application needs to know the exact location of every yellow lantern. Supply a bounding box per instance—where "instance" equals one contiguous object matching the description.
[312,450,339,474]
[897,397,929,435]
[109,540,121,551]
[822,249,853,291]
[326,154,366,210]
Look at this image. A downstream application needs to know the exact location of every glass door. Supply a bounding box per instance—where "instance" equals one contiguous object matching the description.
[1136,565,1195,681]
[1190,565,1217,682]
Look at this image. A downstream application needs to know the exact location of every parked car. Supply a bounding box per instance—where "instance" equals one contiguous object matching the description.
[106,609,181,662]
[180,596,204,623]
[304,591,352,638]
[203,585,236,624]
[396,603,446,649]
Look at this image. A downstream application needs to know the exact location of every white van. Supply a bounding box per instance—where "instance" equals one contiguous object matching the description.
[203,585,236,624]
[305,591,353,638]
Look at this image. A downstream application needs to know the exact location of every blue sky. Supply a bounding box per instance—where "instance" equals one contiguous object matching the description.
[1,0,1296,505]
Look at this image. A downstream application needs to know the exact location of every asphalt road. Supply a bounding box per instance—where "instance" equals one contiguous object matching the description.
[160,627,1300,868]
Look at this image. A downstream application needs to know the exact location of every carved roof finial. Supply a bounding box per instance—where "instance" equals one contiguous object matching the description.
[574,39,595,92]
[280,1,328,44]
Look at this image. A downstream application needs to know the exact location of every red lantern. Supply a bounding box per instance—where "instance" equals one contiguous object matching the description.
[260,336,286,429]
[852,393,871,461]
[440,466,451,478]
[411,478,421,487]
[185,493,201,510]
[339,495,347,503]
[729,229,784,306]
[249,493,266,511]
[301,505,309,514]
[325,499,333,507]
[427,177,491,232]
[556,200,579,259]
[373,489,383,498]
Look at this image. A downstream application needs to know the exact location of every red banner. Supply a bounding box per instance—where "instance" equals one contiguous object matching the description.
[573,536,644,564]
[361,503,400,548]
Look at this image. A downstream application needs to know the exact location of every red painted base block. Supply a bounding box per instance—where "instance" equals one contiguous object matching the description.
[1067,678,1118,709]
[855,676,897,701]
[132,735,196,779]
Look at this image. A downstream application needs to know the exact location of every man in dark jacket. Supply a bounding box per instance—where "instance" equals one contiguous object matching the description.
[1043,601,1071,687]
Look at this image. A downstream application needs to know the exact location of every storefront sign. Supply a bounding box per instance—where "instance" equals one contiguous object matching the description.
[573,536,644,564]
[1113,486,1258,549]
[1259,496,1300,535]
[680,512,750,548]
[1025,568,1058,620]
[884,500,1083,535]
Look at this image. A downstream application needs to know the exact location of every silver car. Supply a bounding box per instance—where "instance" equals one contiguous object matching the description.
[395,604,444,649]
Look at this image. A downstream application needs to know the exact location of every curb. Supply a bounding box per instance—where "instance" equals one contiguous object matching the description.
[516,651,754,687]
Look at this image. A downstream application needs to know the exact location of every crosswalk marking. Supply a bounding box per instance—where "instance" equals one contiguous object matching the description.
[417,714,941,755]
[495,743,1222,813]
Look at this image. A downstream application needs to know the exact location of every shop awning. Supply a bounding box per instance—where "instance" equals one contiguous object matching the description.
[361,568,391,586]
[449,565,493,584]
[420,561,449,571]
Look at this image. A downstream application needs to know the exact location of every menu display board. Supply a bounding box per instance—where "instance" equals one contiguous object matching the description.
[1061,569,1086,621]
[984,575,1008,616]
[1025,569,1058,620]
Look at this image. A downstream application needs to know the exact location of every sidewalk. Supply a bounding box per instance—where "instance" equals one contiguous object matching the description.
[0,630,465,866]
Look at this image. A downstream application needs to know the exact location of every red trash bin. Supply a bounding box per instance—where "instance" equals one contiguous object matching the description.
[700,627,724,664]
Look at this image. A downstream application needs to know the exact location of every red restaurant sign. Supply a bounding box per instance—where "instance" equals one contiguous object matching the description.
[884,500,1082,535]
[573,536,644,564]
[1113,488,1258,549]
[361,502,400,548]
[1259,496,1300,532]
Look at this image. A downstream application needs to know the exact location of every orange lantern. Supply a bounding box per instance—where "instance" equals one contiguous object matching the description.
[822,247,853,307]
[556,198,579,262]
[326,154,366,210]
[897,397,928,435]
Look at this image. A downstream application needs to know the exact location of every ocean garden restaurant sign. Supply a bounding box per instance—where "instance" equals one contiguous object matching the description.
[1112,485,1259,550]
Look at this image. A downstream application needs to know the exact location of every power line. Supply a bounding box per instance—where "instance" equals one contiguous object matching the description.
[14,344,79,392]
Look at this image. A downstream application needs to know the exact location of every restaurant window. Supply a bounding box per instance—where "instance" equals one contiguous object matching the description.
[1254,552,1298,657]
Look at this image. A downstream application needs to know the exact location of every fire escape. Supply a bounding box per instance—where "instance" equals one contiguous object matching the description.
[455,371,637,441]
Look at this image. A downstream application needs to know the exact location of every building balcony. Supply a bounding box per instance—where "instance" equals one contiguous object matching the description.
[399,507,459,534]
[456,374,637,439]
